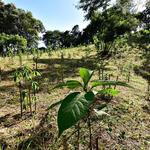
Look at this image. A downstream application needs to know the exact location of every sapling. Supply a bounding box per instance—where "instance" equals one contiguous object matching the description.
[14,65,40,116]
[114,76,119,90]
[18,50,23,67]
[61,52,64,61]
[96,60,108,80]
[7,48,14,63]
[47,68,133,149]
[14,71,23,117]
[33,48,42,71]
[47,43,52,58]
[124,63,133,83]
[33,56,39,71]
[31,81,39,113]
[28,86,32,116]
[22,90,28,110]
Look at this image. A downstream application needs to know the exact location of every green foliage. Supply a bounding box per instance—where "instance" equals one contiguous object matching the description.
[14,65,40,116]
[58,91,94,137]
[14,65,40,83]
[77,0,110,20]
[136,1,150,30]
[48,68,132,137]
[79,68,94,90]
[52,80,83,90]
[92,6,138,57]
[0,33,27,55]
[98,88,119,96]
[91,80,133,88]
[0,1,45,47]
[43,25,81,49]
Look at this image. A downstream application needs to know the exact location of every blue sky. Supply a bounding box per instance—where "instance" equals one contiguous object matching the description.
[3,0,146,47]
[3,0,89,31]
[3,0,146,32]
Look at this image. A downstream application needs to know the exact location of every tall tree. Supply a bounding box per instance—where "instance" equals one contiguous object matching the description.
[137,1,150,29]
[43,30,63,49]
[0,33,27,55]
[0,1,45,48]
[77,0,111,20]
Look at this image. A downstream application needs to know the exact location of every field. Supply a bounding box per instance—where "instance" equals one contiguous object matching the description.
[0,45,150,150]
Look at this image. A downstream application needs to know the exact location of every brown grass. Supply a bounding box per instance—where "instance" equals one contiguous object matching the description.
[0,45,150,150]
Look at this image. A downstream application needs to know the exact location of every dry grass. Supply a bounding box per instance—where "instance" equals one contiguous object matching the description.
[0,45,150,150]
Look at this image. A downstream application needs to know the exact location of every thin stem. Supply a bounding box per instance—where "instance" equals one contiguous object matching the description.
[77,122,80,150]
[88,111,92,150]
[19,82,23,118]
[98,69,101,80]
[96,137,99,150]
[128,71,130,83]
[34,88,36,113]
[102,69,104,80]
[36,58,38,71]
[28,87,32,116]
[114,76,119,90]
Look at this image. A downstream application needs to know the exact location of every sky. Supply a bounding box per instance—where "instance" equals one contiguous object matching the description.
[3,0,89,32]
[3,0,146,32]
[3,0,146,47]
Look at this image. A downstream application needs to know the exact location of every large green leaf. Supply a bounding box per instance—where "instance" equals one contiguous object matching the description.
[51,80,83,90]
[91,80,133,89]
[58,91,95,137]
[79,68,94,89]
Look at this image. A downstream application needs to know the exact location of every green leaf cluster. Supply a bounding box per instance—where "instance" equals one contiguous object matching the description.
[48,68,133,137]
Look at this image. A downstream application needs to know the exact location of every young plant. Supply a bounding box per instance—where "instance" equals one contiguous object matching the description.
[14,65,40,117]
[33,48,43,71]
[31,81,39,113]
[18,50,23,67]
[14,70,23,117]
[96,60,108,80]
[47,68,133,149]
[124,63,133,83]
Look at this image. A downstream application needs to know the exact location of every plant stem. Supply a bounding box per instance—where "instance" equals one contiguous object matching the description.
[114,76,119,90]
[102,69,104,80]
[77,122,80,150]
[88,111,92,150]
[98,69,101,80]
[96,137,99,150]
[128,71,130,83]
[35,58,38,71]
[28,87,32,116]
[19,82,23,117]
[34,88,36,113]
[109,74,111,88]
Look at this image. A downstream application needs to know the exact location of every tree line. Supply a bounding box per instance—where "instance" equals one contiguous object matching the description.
[0,0,149,55]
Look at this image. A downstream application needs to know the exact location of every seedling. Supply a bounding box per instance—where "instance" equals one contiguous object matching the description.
[18,50,23,67]
[47,68,133,149]
[96,60,108,80]
[14,65,40,117]
[124,63,133,83]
